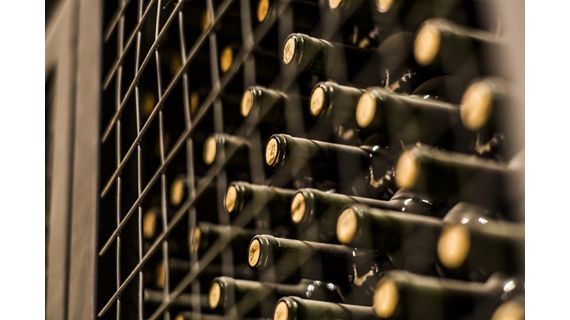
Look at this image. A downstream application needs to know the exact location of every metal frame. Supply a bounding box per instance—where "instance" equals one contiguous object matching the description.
[46,0,101,319]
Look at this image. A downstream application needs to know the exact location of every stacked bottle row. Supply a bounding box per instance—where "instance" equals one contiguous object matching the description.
[136,0,523,319]
[142,176,523,319]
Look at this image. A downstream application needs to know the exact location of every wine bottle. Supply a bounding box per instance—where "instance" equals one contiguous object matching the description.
[491,296,524,320]
[326,0,369,19]
[168,177,222,224]
[201,134,251,182]
[414,18,503,78]
[355,87,476,151]
[154,258,191,290]
[219,44,237,75]
[282,33,388,84]
[170,175,189,207]
[265,134,397,196]
[256,0,320,30]
[336,204,442,274]
[284,31,438,90]
[325,0,387,47]
[411,75,472,104]
[200,6,242,42]
[273,296,376,320]
[203,134,249,167]
[395,145,522,214]
[143,206,161,241]
[219,43,280,84]
[241,86,287,123]
[241,86,309,131]
[460,78,522,158]
[225,181,296,233]
[437,219,524,277]
[248,234,358,288]
[309,81,364,128]
[363,0,497,34]
[190,222,258,266]
[208,277,343,317]
[291,188,435,241]
[460,78,511,132]
[373,271,523,319]
[141,204,190,257]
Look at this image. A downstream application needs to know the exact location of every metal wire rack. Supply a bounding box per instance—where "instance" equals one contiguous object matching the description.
[97,0,524,319]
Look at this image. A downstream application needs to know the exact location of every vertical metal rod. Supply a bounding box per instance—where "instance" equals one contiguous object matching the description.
[115,1,126,318]
[135,0,145,318]
[175,3,202,314]
[153,1,172,319]
[205,0,235,281]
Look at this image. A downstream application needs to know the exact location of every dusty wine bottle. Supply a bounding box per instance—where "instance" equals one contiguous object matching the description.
[241,86,309,130]
[143,206,162,240]
[154,258,191,290]
[168,176,221,224]
[248,234,357,287]
[241,86,287,122]
[170,175,189,207]
[282,33,388,83]
[395,145,522,213]
[414,18,503,78]
[219,43,280,84]
[373,271,523,319]
[202,133,249,166]
[225,181,296,233]
[441,201,515,226]
[291,188,435,241]
[327,0,402,50]
[460,78,509,131]
[199,6,242,41]
[219,45,236,74]
[437,219,524,277]
[491,296,524,320]
[141,203,190,257]
[265,134,373,183]
[208,277,343,317]
[309,81,364,128]
[460,77,522,158]
[202,134,251,179]
[256,0,319,30]
[355,87,475,151]
[410,75,474,106]
[337,204,442,274]
[273,296,376,320]
[327,0,367,15]
[364,0,497,34]
[190,222,257,265]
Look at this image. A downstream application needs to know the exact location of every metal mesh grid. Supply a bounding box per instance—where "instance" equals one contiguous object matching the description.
[97,0,524,319]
